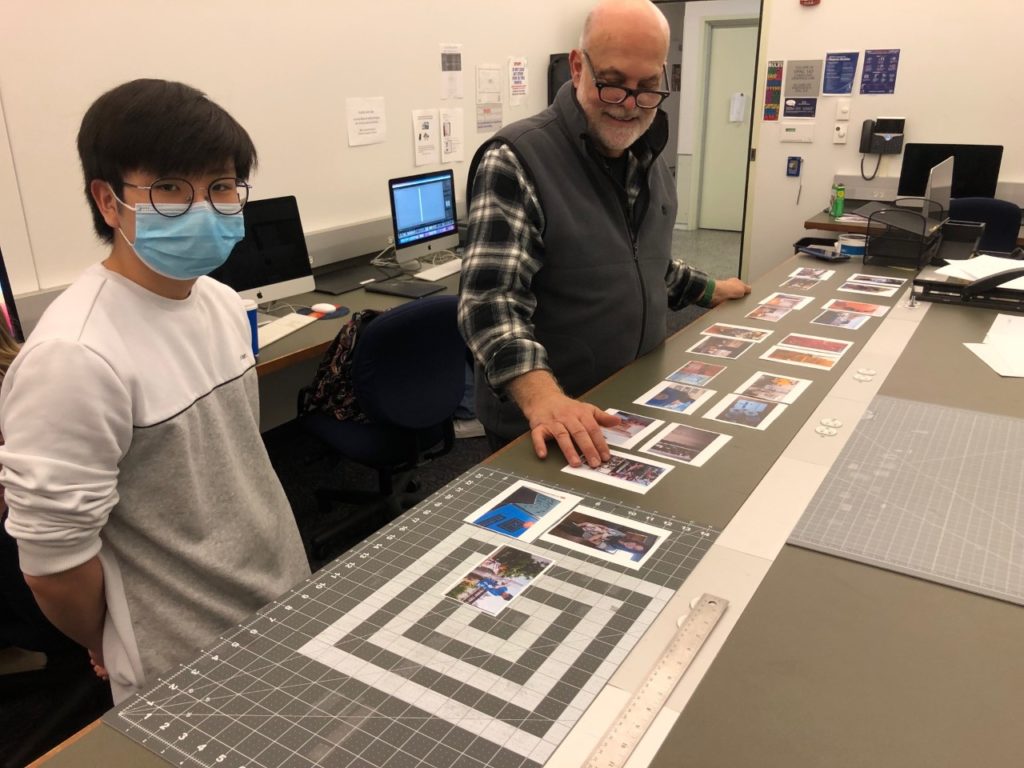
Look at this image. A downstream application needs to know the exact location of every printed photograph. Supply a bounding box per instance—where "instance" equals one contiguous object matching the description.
[848,272,907,287]
[634,381,715,415]
[822,298,889,317]
[704,393,787,431]
[745,304,792,323]
[444,546,554,616]
[760,292,813,310]
[734,371,812,404]
[562,450,673,495]
[601,409,664,449]
[464,481,582,543]
[811,309,871,330]
[666,360,727,386]
[790,267,835,281]
[540,506,667,570]
[760,345,842,371]
[778,333,853,355]
[701,322,773,342]
[687,335,755,359]
[639,423,731,468]
[837,280,899,298]
[779,276,821,291]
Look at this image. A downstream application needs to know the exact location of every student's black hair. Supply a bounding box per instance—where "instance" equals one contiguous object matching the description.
[77,79,258,243]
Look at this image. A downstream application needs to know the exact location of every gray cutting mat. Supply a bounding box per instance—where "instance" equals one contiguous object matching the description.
[789,395,1024,605]
[105,466,717,768]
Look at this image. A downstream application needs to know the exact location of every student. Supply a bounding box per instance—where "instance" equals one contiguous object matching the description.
[0,79,310,703]
[458,0,751,469]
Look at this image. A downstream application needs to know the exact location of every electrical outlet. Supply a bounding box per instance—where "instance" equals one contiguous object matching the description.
[833,123,848,144]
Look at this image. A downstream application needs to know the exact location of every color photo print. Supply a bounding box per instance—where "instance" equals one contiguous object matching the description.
[463,480,582,543]
[600,408,664,449]
[562,450,673,495]
[539,506,667,570]
[704,393,787,431]
[734,371,812,404]
[700,322,773,343]
[686,335,755,360]
[760,332,853,371]
[639,422,731,468]
[634,381,716,416]
[444,545,554,616]
[665,360,727,387]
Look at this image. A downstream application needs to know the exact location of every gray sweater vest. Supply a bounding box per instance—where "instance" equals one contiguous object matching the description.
[469,81,676,440]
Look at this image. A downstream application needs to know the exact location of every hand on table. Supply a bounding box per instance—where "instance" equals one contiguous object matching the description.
[710,277,752,306]
[89,647,109,681]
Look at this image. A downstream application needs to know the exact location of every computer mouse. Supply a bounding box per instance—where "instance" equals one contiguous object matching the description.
[311,302,337,314]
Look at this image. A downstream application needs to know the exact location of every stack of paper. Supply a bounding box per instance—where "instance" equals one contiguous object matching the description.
[964,313,1024,377]
[934,253,1024,289]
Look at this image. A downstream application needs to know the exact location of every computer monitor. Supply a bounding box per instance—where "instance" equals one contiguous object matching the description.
[924,156,954,218]
[0,246,25,343]
[210,195,315,305]
[387,170,459,265]
[898,143,1003,199]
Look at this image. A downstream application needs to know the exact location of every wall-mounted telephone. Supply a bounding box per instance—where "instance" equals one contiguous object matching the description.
[859,117,906,155]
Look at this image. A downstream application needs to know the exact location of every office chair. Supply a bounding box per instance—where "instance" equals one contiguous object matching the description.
[297,295,467,559]
[948,197,1023,256]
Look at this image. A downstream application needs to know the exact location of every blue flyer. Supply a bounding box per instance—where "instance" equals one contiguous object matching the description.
[823,52,859,95]
[861,49,900,95]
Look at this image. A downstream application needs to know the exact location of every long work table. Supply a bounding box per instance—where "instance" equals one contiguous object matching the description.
[34,251,1023,767]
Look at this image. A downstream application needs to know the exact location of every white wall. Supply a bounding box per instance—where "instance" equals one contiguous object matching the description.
[747,0,1024,280]
[0,1,594,296]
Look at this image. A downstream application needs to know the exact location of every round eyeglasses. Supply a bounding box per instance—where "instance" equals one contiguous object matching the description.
[582,50,670,110]
[121,177,251,217]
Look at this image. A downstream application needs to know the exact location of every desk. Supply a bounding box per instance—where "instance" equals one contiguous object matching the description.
[35,255,1022,767]
[804,207,1024,247]
[254,273,460,430]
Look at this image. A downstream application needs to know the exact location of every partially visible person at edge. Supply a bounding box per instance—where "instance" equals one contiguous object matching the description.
[458,0,751,468]
[0,79,310,703]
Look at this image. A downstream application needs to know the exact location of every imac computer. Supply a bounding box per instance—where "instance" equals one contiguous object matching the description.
[210,195,315,319]
[0,246,25,343]
[898,143,1002,199]
[923,155,954,218]
[387,170,459,266]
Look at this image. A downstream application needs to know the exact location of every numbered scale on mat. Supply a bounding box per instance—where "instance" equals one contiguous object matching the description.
[107,467,720,768]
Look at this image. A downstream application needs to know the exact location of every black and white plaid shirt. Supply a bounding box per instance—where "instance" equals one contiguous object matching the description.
[459,143,713,390]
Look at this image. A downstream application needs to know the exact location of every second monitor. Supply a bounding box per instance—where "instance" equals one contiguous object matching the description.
[388,170,459,265]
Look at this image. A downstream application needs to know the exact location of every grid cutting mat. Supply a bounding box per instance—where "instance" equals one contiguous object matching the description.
[105,466,717,768]
[789,395,1024,606]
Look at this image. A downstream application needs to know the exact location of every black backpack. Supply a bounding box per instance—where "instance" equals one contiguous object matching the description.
[298,309,381,422]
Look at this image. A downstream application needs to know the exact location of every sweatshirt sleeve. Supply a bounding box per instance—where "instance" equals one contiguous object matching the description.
[0,340,133,576]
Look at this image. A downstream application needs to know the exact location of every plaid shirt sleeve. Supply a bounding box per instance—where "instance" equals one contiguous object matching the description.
[666,259,715,310]
[458,144,550,390]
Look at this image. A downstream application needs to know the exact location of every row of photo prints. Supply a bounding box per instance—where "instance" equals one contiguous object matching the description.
[550,267,906,496]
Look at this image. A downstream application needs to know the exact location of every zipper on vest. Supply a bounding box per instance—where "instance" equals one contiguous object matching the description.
[632,236,648,358]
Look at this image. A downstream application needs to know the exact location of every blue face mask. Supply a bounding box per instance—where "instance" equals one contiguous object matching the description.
[115,196,244,281]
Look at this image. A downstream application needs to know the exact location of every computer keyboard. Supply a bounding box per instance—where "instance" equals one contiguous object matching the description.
[257,312,317,348]
[414,258,462,281]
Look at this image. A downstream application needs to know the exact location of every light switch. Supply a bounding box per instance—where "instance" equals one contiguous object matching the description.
[835,98,851,121]
[833,123,848,144]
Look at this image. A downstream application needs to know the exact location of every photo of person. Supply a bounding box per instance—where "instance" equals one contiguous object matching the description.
[562,450,673,495]
[666,360,726,386]
[444,546,554,616]
[779,276,821,291]
[822,298,889,317]
[687,335,755,359]
[760,345,842,371]
[540,507,666,570]
[779,333,853,355]
[760,292,813,310]
[745,304,791,323]
[790,267,835,281]
[735,371,812,404]
[704,393,787,431]
[838,280,899,298]
[634,381,715,415]
[639,423,731,467]
[464,481,582,542]
[600,408,663,449]
[811,309,871,330]
[701,323,773,342]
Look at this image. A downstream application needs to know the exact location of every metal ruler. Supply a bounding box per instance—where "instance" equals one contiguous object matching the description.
[585,593,729,768]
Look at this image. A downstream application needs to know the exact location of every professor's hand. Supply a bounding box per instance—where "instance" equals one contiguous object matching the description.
[710,277,752,306]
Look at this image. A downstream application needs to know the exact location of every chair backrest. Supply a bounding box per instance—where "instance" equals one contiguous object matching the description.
[350,295,466,430]
[948,197,1022,252]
